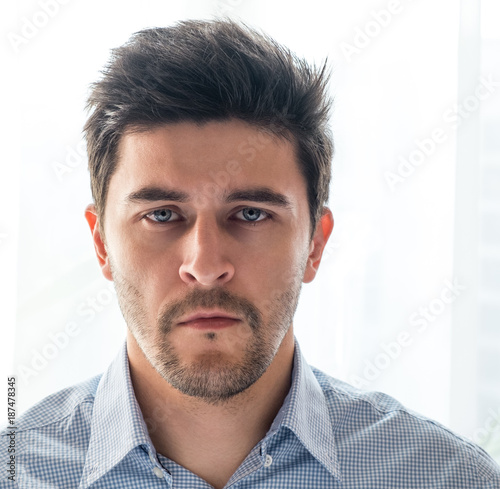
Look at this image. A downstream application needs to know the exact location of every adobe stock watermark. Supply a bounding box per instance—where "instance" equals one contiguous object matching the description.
[385,74,500,191]
[349,278,465,389]
[214,0,243,16]
[52,139,87,182]
[472,408,500,448]
[340,0,415,63]
[8,0,72,53]
[322,238,341,262]
[193,124,279,206]
[18,283,116,384]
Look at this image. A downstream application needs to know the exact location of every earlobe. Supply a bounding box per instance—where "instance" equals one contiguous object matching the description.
[303,207,334,284]
[84,204,113,281]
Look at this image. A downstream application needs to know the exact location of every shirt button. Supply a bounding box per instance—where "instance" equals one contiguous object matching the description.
[264,454,273,467]
[153,466,164,478]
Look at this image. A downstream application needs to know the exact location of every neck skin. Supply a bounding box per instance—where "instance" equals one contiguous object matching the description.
[127,327,295,489]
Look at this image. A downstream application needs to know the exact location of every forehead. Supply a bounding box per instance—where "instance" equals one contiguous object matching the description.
[108,119,307,205]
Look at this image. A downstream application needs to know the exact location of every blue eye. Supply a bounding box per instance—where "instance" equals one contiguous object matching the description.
[236,207,269,222]
[144,207,268,225]
[242,208,261,221]
[146,209,178,223]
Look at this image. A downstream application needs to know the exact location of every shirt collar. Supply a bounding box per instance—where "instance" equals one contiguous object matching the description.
[80,339,342,486]
[270,340,341,481]
[80,342,154,488]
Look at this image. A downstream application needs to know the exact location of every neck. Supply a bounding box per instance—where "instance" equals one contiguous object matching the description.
[127,328,295,489]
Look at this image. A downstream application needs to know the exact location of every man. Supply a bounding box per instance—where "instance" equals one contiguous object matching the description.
[2,19,499,489]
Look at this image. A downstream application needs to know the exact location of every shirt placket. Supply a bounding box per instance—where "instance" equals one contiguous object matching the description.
[142,445,173,487]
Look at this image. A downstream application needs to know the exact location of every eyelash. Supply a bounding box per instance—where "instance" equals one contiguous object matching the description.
[142,207,272,225]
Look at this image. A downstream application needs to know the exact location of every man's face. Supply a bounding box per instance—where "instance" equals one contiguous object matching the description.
[87,119,331,403]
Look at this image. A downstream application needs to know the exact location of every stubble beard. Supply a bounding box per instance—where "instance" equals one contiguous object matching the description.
[111,259,303,405]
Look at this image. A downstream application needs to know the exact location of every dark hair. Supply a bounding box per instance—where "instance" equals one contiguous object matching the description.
[84,19,333,236]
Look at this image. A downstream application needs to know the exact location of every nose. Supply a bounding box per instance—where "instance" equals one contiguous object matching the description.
[178,216,235,286]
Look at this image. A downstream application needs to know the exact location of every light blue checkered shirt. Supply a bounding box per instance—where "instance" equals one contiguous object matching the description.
[2,340,500,488]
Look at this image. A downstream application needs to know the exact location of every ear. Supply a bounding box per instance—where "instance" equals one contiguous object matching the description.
[84,204,113,281]
[302,207,334,284]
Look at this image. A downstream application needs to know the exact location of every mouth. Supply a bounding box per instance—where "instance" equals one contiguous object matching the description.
[177,310,242,330]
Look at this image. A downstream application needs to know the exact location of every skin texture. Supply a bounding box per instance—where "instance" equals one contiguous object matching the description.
[85,119,334,488]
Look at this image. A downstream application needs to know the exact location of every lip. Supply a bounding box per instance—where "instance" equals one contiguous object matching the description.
[180,317,241,330]
[178,310,241,328]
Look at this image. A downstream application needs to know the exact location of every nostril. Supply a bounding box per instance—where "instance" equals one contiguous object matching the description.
[179,261,235,286]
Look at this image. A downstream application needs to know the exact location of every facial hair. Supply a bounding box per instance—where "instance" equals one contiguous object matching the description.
[111,259,304,405]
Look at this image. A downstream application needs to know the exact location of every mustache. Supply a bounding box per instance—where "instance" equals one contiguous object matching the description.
[158,288,262,334]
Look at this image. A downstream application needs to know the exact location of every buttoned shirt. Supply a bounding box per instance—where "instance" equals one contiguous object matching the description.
[2,341,500,488]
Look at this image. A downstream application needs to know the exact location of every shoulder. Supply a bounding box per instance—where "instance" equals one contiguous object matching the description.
[1,375,102,488]
[1,375,101,458]
[311,367,500,487]
[2,374,101,435]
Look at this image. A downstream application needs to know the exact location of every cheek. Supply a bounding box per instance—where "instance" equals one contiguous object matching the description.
[108,233,177,310]
[243,239,308,302]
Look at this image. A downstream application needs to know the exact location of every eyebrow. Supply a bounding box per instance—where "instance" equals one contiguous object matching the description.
[125,186,292,208]
[223,187,291,208]
[126,187,189,203]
